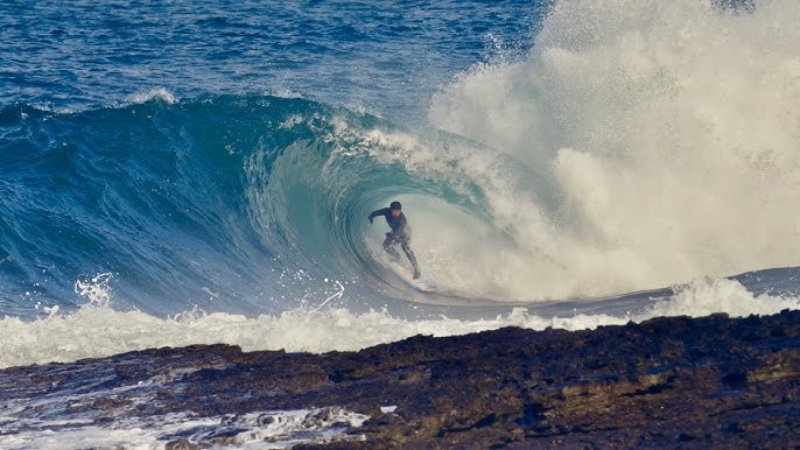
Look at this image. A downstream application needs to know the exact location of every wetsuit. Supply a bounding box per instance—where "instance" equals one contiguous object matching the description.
[368,207,420,277]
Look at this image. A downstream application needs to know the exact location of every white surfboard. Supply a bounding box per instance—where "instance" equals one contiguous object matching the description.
[387,261,439,292]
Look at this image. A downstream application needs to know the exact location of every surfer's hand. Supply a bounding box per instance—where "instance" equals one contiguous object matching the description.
[369,217,373,224]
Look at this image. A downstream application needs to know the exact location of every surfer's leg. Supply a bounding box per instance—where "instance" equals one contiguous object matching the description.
[383,233,401,262]
[401,240,420,278]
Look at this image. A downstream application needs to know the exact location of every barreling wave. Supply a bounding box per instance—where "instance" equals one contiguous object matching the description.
[6,1,800,321]
[0,95,539,319]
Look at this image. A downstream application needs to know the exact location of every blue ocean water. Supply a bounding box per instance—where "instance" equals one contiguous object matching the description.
[0,0,537,122]
[2,0,800,368]
[4,0,800,447]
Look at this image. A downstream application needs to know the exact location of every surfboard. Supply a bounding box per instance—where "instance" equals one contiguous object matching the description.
[388,261,439,292]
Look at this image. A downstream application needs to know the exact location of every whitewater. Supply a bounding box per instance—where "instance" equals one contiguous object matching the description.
[2,0,800,375]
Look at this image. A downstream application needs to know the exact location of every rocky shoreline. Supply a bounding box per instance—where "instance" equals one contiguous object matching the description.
[2,310,799,449]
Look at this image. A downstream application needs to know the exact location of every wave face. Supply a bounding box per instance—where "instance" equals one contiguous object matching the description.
[0,95,547,319]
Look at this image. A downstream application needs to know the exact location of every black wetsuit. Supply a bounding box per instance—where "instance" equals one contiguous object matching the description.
[368,208,420,277]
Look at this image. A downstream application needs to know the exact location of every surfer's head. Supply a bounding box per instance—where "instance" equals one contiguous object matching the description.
[390,201,402,217]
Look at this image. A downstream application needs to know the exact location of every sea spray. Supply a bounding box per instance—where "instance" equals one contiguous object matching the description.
[430,0,800,298]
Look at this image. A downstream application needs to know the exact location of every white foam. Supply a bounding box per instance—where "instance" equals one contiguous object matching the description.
[29,103,77,115]
[123,87,178,105]
[424,0,800,300]
[2,277,797,369]
[641,276,799,319]
[0,407,368,450]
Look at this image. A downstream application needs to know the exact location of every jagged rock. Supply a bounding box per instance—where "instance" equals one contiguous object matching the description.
[1,310,799,448]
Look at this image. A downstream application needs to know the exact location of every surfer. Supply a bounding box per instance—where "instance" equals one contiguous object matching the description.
[368,201,421,279]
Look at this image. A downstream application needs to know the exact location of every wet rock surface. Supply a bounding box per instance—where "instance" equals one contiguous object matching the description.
[2,310,799,449]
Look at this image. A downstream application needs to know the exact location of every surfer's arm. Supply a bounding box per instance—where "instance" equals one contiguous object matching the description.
[368,208,388,224]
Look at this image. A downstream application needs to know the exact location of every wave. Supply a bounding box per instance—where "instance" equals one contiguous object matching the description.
[5,2,797,320]
[0,94,556,321]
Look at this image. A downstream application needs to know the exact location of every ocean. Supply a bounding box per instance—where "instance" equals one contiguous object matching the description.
[2,0,800,447]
